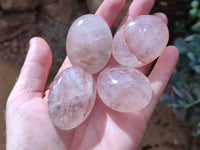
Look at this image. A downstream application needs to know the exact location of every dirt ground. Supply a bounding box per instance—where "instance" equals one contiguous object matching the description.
[0,60,19,149]
[0,0,200,150]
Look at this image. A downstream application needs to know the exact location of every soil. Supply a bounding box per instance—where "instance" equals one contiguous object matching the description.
[0,60,19,150]
[0,0,200,150]
[140,105,200,150]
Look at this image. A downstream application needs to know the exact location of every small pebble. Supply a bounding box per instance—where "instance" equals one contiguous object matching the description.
[66,14,112,74]
[112,15,169,67]
[48,66,96,130]
[97,66,152,112]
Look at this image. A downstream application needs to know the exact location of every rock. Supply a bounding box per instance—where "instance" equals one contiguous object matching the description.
[48,66,96,130]
[1,0,39,11]
[97,66,152,112]
[66,14,112,74]
[0,12,36,42]
[42,0,75,25]
[112,15,169,67]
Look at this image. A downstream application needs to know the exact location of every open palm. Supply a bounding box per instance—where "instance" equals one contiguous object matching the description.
[6,0,179,150]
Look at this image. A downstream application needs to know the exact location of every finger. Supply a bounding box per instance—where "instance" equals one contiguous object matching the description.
[119,0,155,26]
[153,12,168,24]
[143,46,179,120]
[127,0,155,17]
[95,0,126,28]
[12,37,52,98]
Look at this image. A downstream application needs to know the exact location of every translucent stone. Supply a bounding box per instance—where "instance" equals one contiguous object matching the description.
[48,66,96,130]
[112,15,169,67]
[97,66,152,112]
[66,14,112,74]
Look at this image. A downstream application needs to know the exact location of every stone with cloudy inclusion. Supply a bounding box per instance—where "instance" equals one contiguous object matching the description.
[112,15,169,67]
[48,66,96,130]
[66,14,112,74]
[97,66,152,112]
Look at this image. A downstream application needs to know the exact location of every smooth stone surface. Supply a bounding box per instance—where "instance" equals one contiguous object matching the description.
[48,66,96,130]
[112,15,169,67]
[66,14,112,74]
[97,66,152,112]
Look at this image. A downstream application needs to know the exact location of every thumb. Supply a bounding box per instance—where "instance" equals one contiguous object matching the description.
[8,37,52,102]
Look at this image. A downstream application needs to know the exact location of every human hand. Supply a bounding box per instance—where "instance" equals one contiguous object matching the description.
[6,0,179,150]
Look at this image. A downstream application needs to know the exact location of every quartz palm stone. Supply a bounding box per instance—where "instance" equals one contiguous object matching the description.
[97,66,152,112]
[48,66,96,130]
[66,14,112,74]
[112,15,169,67]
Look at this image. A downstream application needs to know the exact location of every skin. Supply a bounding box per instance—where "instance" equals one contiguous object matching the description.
[6,0,179,150]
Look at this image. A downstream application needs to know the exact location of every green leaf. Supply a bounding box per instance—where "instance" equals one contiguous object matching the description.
[193,88,200,97]
[192,116,200,124]
[187,52,196,61]
[173,21,186,33]
[191,1,199,9]
[174,38,187,53]
[192,128,200,136]
[198,10,200,18]
[190,8,198,18]
[193,65,200,73]
[167,99,200,109]
[196,48,200,53]
[186,42,199,52]
[185,35,194,42]
[197,55,200,63]
[192,22,200,32]
[192,34,200,46]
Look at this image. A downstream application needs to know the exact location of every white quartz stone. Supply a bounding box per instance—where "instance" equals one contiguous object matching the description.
[66,14,112,74]
[112,15,169,67]
[48,66,96,130]
[97,66,152,112]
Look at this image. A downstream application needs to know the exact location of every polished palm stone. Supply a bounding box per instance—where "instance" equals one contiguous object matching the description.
[48,66,96,130]
[112,15,169,67]
[97,66,152,112]
[66,14,112,74]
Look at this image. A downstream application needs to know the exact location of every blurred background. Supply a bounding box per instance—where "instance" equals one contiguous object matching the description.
[0,0,200,149]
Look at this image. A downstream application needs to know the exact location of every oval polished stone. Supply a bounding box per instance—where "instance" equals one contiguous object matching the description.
[112,15,169,67]
[97,66,152,112]
[48,66,96,130]
[66,14,112,74]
